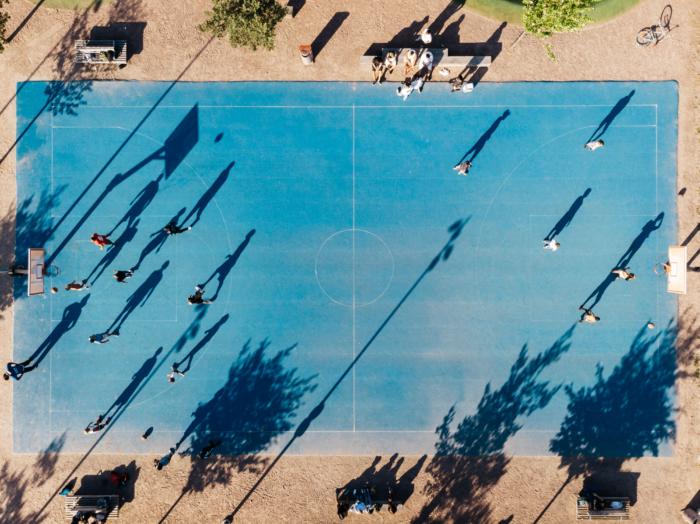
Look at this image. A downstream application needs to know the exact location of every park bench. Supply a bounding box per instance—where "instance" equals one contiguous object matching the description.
[576,494,630,520]
[75,40,127,66]
[64,495,120,520]
[359,47,490,77]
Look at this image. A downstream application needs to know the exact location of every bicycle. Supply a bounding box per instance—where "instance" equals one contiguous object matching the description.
[636,5,676,47]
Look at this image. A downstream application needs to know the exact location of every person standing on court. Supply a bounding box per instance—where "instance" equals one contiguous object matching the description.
[163,220,191,236]
[611,267,636,281]
[113,270,134,283]
[579,307,600,323]
[84,414,111,434]
[65,280,90,291]
[543,238,560,251]
[584,140,604,151]
[3,359,37,381]
[89,331,120,344]
[91,233,113,250]
[453,161,472,176]
[187,286,213,305]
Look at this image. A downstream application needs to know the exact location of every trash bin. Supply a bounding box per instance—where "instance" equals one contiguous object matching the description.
[299,44,313,65]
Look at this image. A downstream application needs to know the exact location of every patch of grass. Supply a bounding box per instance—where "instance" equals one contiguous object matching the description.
[29,0,109,9]
[466,0,642,26]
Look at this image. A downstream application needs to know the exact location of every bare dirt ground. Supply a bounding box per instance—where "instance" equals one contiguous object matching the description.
[0,0,698,522]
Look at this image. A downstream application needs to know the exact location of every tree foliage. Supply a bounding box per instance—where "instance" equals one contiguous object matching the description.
[199,0,286,51]
[523,0,599,38]
[0,0,10,54]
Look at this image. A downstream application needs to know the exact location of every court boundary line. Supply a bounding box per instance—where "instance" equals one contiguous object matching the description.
[351,104,356,432]
[50,104,661,110]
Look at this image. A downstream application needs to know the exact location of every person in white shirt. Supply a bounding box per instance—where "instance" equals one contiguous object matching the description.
[396,76,424,101]
[579,307,600,324]
[584,139,604,151]
[383,51,397,75]
[418,28,433,45]
[419,50,434,80]
[543,238,560,251]
[611,267,636,281]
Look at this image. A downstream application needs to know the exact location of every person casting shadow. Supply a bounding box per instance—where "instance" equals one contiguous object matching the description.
[181,162,235,229]
[87,219,139,285]
[458,110,511,164]
[30,295,90,366]
[199,229,256,301]
[587,90,635,143]
[107,261,170,333]
[544,189,592,242]
[173,314,230,374]
[580,213,663,310]
[131,208,186,272]
[102,347,162,420]
[108,174,164,236]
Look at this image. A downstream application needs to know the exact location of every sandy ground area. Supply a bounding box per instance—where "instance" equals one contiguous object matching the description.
[0,0,698,522]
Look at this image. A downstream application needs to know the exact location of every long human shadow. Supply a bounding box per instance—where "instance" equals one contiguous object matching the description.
[86,219,139,285]
[106,261,169,333]
[173,314,230,374]
[33,306,210,521]
[101,347,162,420]
[587,90,636,143]
[28,296,91,367]
[428,0,465,37]
[413,326,575,523]
[181,162,235,229]
[336,454,427,517]
[130,207,186,272]
[544,188,591,242]
[46,104,199,266]
[199,230,255,301]
[580,213,663,310]
[532,318,700,524]
[221,217,471,520]
[1,186,66,306]
[108,173,164,236]
[0,433,66,523]
[310,12,349,59]
[157,338,318,523]
[453,21,508,87]
[458,110,511,164]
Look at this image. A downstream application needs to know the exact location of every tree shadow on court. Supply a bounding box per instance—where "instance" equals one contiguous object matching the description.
[130,207,187,272]
[173,314,230,374]
[586,90,636,143]
[338,454,428,512]
[198,230,255,301]
[29,296,91,367]
[158,338,317,522]
[87,219,139,284]
[458,110,511,165]
[544,188,592,242]
[47,105,199,266]
[181,162,235,230]
[221,218,471,520]
[531,316,700,523]
[579,213,663,310]
[0,433,65,523]
[414,326,575,524]
[106,260,169,333]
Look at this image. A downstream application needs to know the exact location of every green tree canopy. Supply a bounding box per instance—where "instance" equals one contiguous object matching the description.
[199,0,286,51]
[0,0,10,53]
[523,0,599,38]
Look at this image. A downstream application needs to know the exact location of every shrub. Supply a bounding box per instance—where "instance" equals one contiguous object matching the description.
[0,0,10,53]
[199,0,287,51]
[523,0,599,38]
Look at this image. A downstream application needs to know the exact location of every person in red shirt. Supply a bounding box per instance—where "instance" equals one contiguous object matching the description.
[91,233,113,250]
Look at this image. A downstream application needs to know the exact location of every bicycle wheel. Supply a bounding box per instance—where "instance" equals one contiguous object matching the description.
[636,27,655,47]
[660,4,672,28]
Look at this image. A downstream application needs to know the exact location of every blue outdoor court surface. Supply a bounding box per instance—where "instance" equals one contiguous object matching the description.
[14,81,678,457]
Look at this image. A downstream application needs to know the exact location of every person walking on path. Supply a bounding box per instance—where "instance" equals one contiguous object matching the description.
[91,233,113,250]
[612,267,636,281]
[187,286,213,305]
[453,161,472,176]
[3,359,37,381]
[113,270,134,283]
[84,414,111,434]
[543,238,560,251]
[163,220,191,236]
[154,448,176,470]
[167,364,186,383]
[579,307,600,324]
[65,280,90,291]
[584,139,605,151]
[89,331,120,344]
